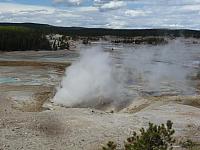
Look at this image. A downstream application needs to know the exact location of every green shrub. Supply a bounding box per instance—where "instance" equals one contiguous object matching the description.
[125,120,175,150]
[180,139,200,150]
[102,120,175,150]
[180,139,194,149]
[196,71,200,79]
[102,141,117,150]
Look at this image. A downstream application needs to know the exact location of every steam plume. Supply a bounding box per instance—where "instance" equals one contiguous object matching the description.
[53,39,198,109]
[53,46,123,107]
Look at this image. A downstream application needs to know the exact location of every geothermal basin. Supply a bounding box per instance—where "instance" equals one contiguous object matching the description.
[0,40,200,111]
[0,39,200,150]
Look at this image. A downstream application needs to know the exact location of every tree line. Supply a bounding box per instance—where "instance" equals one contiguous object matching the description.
[1,23,200,51]
[0,26,51,51]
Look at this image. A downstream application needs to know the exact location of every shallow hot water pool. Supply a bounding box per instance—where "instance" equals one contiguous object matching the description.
[0,77,20,84]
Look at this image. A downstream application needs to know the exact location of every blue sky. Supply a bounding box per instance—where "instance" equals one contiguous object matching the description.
[0,0,200,29]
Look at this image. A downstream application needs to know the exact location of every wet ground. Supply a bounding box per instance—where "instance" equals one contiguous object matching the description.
[0,60,71,112]
[0,40,200,112]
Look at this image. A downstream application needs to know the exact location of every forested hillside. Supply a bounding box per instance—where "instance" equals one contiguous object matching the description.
[1,23,200,51]
[1,23,200,37]
[0,26,51,51]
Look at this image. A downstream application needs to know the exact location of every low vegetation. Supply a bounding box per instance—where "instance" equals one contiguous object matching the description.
[102,120,176,150]
[180,139,200,150]
[196,71,200,80]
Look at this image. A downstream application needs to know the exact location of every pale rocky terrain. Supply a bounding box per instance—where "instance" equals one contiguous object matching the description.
[1,93,200,150]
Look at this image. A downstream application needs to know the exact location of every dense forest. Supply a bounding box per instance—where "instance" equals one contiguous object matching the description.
[0,26,51,51]
[0,23,200,51]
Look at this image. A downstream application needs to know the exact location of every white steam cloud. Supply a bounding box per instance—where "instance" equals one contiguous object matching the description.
[53,47,123,107]
[120,39,197,95]
[53,39,198,109]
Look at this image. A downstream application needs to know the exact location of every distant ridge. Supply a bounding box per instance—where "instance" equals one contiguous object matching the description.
[0,22,200,38]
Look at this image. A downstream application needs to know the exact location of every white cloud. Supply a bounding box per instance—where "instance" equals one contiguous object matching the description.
[76,6,98,12]
[180,4,200,11]
[0,2,55,14]
[0,1,200,29]
[125,9,150,17]
[53,0,83,6]
[168,24,185,28]
[56,19,62,23]
[105,20,127,29]
[100,1,126,11]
